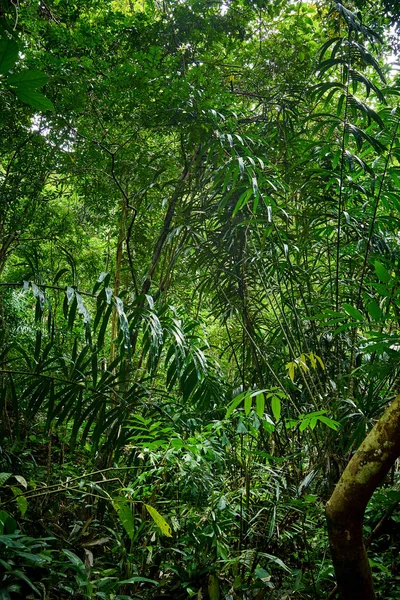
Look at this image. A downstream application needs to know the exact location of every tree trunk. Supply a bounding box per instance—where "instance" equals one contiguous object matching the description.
[326,394,400,600]
[110,198,127,364]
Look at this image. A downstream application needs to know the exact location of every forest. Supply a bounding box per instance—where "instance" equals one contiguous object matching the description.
[1,0,400,598]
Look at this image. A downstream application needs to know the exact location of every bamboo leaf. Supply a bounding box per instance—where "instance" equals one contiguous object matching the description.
[343,303,363,321]
[255,393,265,418]
[225,394,245,418]
[271,396,281,421]
[286,361,296,382]
[144,504,172,537]
[244,394,252,416]
[113,500,135,540]
[366,300,382,321]
[374,261,391,283]
[16,495,27,518]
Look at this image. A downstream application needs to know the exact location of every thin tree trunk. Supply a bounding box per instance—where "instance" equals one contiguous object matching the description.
[326,394,400,600]
[140,166,189,298]
[110,198,127,364]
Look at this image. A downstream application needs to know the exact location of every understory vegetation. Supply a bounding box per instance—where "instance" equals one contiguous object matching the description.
[1,0,400,598]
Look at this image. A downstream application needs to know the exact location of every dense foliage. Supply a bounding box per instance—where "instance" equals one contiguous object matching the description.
[1,0,400,598]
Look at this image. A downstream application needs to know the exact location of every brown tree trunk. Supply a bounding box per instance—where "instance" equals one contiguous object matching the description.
[326,394,400,600]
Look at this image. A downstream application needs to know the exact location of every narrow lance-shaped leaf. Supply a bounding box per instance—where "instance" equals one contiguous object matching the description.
[374,260,391,283]
[255,393,265,418]
[145,504,172,537]
[343,303,363,321]
[271,395,281,421]
[113,500,135,540]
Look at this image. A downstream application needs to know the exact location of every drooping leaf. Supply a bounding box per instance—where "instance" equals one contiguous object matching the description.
[366,300,382,321]
[13,476,27,489]
[16,496,27,518]
[374,261,391,283]
[343,303,363,321]
[255,393,265,418]
[9,570,40,595]
[318,415,340,430]
[144,504,172,537]
[114,501,134,540]
[225,395,244,418]
[271,395,281,421]
[286,361,296,382]
[244,394,252,416]
[62,549,85,568]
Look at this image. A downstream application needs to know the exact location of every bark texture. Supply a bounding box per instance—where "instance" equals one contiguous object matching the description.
[326,394,400,600]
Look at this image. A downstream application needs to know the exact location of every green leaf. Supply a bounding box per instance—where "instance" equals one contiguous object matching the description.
[68,296,77,330]
[387,491,400,501]
[286,361,296,381]
[263,415,275,433]
[118,577,158,585]
[16,496,27,518]
[226,389,269,418]
[13,88,55,112]
[0,38,19,74]
[255,567,270,580]
[17,551,49,564]
[53,268,69,284]
[271,395,281,421]
[299,419,310,432]
[9,570,40,595]
[2,516,17,534]
[0,511,9,535]
[232,188,252,217]
[318,415,340,430]
[374,261,391,283]
[225,395,244,418]
[145,504,172,537]
[62,549,85,567]
[114,501,134,540]
[366,300,382,321]
[237,420,247,434]
[343,303,363,321]
[0,473,11,486]
[264,552,290,572]
[304,494,318,503]
[7,70,49,89]
[255,393,265,418]
[244,394,252,416]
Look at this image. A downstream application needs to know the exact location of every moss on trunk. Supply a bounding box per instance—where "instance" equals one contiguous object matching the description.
[326,394,400,600]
